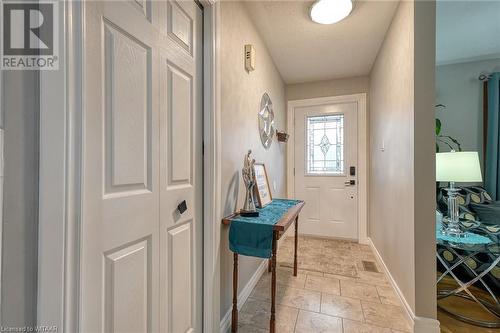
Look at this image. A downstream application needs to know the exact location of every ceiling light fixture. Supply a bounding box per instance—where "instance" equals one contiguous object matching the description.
[310,0,353,25]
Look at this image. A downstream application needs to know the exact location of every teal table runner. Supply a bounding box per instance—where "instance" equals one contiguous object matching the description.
[229,199,301,258]
[436,222,492,245]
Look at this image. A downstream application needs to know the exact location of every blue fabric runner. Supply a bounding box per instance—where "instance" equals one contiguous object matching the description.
[229,199,301,258]
[436,222,492,245]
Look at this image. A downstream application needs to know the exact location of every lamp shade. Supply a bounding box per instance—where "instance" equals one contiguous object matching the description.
[436,151,483,183]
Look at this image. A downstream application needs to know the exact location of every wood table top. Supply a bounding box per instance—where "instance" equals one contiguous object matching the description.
[221,200,305,232]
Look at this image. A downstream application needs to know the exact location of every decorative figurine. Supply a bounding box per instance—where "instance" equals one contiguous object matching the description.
[241,150,259,217]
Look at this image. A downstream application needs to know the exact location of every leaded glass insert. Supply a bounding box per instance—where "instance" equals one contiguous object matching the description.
[306,114,344,174]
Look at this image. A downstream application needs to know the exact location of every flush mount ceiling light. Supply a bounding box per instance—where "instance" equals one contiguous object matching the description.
[310,0,353,25]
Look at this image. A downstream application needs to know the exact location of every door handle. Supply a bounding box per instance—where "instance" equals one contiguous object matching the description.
[177,200,188,214]
[344,180,356,186]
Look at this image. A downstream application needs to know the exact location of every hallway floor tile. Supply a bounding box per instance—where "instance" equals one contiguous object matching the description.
[238,236,412,333]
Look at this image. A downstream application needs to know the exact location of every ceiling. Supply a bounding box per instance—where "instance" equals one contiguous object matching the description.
[437,1,500,65]
[244,1,399,84]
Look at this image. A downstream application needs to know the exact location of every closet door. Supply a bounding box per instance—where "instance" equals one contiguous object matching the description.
[80,1,202,332]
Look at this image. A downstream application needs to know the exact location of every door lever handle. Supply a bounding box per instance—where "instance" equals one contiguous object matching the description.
[344,180,356,186]
[177,200,188,214]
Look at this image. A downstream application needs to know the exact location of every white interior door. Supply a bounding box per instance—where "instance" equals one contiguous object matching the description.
[80,1,202,332]
[294,101,358,239]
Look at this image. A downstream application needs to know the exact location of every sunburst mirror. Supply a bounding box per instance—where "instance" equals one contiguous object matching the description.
[258,93,275,149]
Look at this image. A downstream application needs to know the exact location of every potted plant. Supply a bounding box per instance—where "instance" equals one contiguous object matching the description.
[435,104,461,152]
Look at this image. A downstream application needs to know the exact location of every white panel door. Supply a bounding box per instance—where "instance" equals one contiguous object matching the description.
[80,1,202,332]
[159,1,203,332]
[294,102,358,239]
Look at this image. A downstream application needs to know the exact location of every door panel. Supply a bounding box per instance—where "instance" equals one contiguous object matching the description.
[159,1,203,330]
[302,187,320,220]
[167,63,192,186]
[103,21,153,195]
[294,102,358,239]
[81,3,160,332]
[104,239,151,333]
[81,1,202,332]
[131,0,150,19]
[167,223,193,333]
[167,1,193,54]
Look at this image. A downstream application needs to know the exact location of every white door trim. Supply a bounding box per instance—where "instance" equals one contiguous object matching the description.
[37,1,222,331]
[38,1,81,330]
[0,37,4,326]
[287,94,368,244]
[201,1,222,332]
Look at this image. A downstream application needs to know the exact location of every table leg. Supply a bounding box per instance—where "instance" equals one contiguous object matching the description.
[268,258,272,273]
[436,249,500,327]
[232,253,238,333]
[270,230,278,333]
[294,216,298,277]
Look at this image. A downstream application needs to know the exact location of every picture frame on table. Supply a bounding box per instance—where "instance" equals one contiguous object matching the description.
[253,163,273,207]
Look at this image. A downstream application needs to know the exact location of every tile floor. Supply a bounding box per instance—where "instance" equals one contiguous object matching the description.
[238,236,413,333]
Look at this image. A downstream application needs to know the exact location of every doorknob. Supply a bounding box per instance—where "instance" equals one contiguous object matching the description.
[177,200,188,214]
[344,180,356,186]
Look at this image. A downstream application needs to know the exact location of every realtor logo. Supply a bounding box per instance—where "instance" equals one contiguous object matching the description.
[1,1,59,70]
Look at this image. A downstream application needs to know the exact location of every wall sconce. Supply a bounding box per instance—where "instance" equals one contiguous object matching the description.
[276,130,289,143]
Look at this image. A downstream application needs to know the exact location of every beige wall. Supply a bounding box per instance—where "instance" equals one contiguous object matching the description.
[219,1,287,320]
[370,0,416,312]
[286,76,369,101]
[414,0,437,320]
[369,0,436,321]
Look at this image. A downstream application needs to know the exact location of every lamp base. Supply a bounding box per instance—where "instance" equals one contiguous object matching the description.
[442,183,467,238]
[441,217,467,238]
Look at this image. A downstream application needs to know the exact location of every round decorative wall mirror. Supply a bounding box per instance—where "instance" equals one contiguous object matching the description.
[258,93,275,149]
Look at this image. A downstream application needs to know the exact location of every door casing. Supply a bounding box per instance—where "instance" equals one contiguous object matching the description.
[37,1,222,332]
[287,94,368,244]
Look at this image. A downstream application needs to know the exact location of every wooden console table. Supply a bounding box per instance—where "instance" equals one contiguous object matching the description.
[222,200,305,333]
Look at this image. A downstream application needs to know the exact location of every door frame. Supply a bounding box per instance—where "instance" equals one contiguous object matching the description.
[37,1,222,332]
[287,94,368,244]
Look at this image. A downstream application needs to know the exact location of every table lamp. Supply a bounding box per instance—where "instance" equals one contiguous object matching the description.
[436,151,483,237]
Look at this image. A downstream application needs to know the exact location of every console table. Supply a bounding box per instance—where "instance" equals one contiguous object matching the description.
[222,199,305,333]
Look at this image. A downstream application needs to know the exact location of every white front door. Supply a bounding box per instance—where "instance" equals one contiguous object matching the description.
[80,1,202,332]
[294,101,358,239]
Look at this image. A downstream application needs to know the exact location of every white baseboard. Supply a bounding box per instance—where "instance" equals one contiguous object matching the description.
[220,259,268,333]
[414,316,440,333]
[367,238,414,323]
[367,238,440,333]
[358,237,370,245]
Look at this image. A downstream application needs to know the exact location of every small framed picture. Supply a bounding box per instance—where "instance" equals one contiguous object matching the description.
[253,163,273,207]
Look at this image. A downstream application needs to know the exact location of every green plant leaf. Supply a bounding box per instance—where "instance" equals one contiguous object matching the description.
[439,135,462,152]
[435,118,442,136]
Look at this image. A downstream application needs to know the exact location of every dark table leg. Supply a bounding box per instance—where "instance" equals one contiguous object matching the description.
[268,258,272,273]
[294,216,298,277]
[232,253,238,333]
[270,230,278,333]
